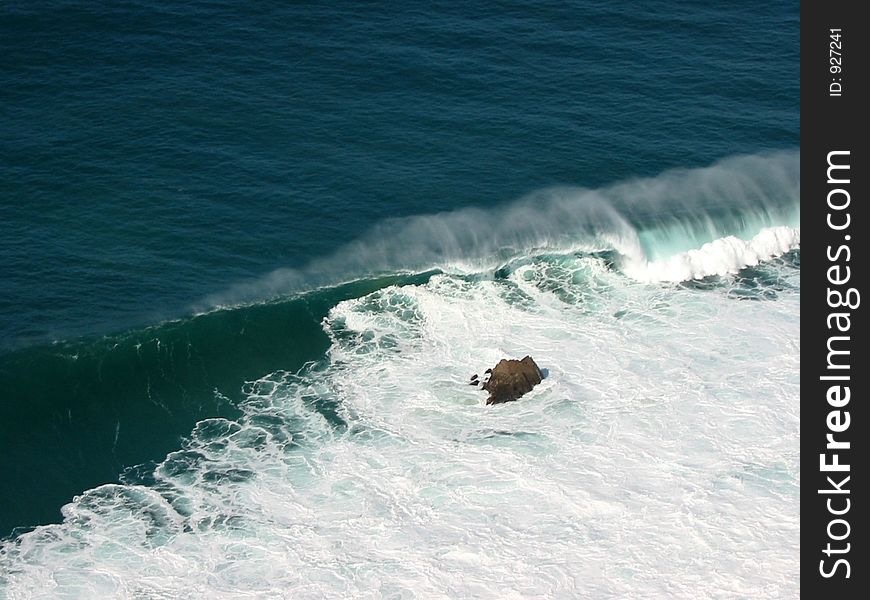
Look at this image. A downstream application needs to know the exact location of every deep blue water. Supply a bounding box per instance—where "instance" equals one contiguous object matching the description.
[1,1,798,537]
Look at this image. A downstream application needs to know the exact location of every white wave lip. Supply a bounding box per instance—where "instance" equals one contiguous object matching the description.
[624,225,801,283]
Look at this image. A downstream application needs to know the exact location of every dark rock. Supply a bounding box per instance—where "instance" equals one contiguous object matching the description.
[479,356,543,405]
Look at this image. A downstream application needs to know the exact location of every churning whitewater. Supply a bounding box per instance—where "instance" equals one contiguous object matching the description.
[0,153,799,599]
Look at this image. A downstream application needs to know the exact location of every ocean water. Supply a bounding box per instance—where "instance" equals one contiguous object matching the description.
[0,1,799,598]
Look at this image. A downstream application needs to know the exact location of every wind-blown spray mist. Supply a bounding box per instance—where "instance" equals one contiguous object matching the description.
[204,150,799,310]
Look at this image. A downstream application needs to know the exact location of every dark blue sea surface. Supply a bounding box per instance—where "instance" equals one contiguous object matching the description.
[1,1,798,537]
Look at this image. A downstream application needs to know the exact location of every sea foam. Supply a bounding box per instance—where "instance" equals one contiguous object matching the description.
[1,250,800,599]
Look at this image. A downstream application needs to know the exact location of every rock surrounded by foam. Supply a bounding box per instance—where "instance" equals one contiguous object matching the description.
[479,356,543,405]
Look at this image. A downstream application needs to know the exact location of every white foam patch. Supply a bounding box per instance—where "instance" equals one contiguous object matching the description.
[1,256,800,599]
[623,226,800,282]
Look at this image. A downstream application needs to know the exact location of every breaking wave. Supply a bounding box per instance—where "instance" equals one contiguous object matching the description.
[0,151,800,598]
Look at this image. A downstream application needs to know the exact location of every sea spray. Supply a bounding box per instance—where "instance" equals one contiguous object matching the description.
[202,151,799,310]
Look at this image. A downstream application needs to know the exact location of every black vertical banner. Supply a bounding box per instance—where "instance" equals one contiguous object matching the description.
[802,1,867,596]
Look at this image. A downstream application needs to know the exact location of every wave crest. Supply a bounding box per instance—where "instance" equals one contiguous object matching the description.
[202,150,798,308]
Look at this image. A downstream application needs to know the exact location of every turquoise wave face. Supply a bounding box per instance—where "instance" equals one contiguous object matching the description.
[0,273,433,536]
